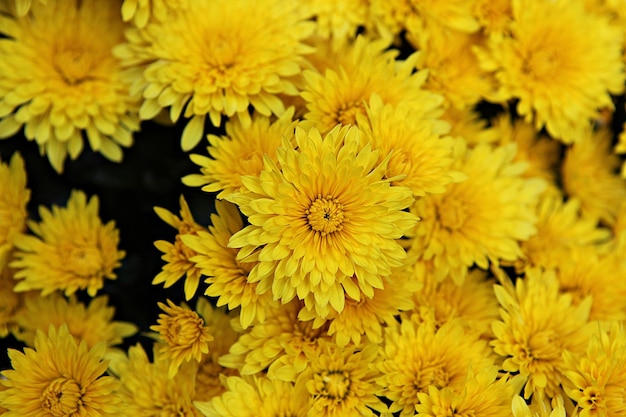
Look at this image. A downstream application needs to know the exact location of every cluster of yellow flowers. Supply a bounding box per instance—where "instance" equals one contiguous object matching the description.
[1,0,626,416]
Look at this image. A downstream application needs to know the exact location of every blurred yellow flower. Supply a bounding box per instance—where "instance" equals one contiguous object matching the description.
[153,195,206,300]
[228,125,417,318]
[0,0,140,172]
[11,190,124,297]
[0,152,29,267]
[0,324,121,417]
[115,0,314,150]
[151,299,214,378]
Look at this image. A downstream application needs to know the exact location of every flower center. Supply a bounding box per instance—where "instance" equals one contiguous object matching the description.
[580,386,603,411]
[317,370,351,400]
[521,46,560,81]
[528,329,562,361]
[306,195,345,236]
[164,312,205,347]
[437,197,468,231]
[54,46,95,85]
[336,101,365,126]
[387,150,413,179]
[41,377,83,417]
[67,246,104,278]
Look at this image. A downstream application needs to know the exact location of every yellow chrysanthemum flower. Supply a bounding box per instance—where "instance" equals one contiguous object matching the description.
[376,315,495,417]
[300,340,384,417]
[518,192,611,271]
[0,152,29,267]
[562,127,626,226]
[153,195,206,300]
[12,292,137,348]
[195,376,309,417]
[0,264,25,338]
[299,271,417,348]
[194,297,241,401]
[415,366,524,417]
[151,299,214,378]
[115,0,314,150]
[11,190,124,297]
[219,301,332,382]
[0,324,121,417]
[562,322,626,417]
[0,0,140,172]
[121,0,187,28]
[408,142,545,284]
[358,95,465,197]
[492,268,595,399]
[300,36,440,133]
[303,0,369,43]
[228,125,417,318]
[182,201,277,329]
[110,343,203,416]
[183,109,297,200]
[477,0,625,143]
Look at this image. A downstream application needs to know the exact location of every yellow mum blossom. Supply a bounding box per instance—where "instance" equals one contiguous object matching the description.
[492,268,595,399]
[300,340,384,417]
[303,0,369,43]
[12,292,137,348]
[376,315,495,417]
[0,152,30,267]
[121,0,187,28]
[409,142,545,284]
[0,0,140,172]
[358,95,464,197]
[219,301,332,382]
[301,36,440,133]
[115,0,315,150]
[477,0,625,143]
[562,322,626,417]
[151,299,214,378]
[182,201,277,328]
[110,343,203,416]
[153,195,206,300]
[0,324,121,417]
[228,125,417,318]
[562,127,626,226]
[195,376,309,417]
[183,109,297,200]
[11,190,124,297]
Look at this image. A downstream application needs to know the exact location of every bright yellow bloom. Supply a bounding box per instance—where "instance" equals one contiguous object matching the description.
[303,0,369,43]
[183,109,297,200]
[151,299,214,378]
[562,127,626,226]
[219,301,332,382]
[477,0,625,143]
[115,0,314,150]
[376,315,495,417]
[0,324,121,417]
[153,195,206,300]
[111,343,204,416]
[12,292,137,348]
[301,36,440,133]
[408,142,545,284]
[492,268,595,399]
[0,0,140,172]
[228,125,417,318]
[195,376,309,417]
[182,201,277,328]
[358,95,465,197]
[11,190,124,297]
[562,322,626,417]
[0,152,29,267]
[300,340,384,417]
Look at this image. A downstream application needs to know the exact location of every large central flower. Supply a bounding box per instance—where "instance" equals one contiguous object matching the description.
[227,125,417,318]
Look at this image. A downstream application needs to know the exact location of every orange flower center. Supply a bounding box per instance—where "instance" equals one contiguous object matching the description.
[41,377,83,417]
[315,370,351,400]
[306,195,345,236]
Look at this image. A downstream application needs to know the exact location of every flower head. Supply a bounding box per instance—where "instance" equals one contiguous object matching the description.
[153,195,206,300]
[0,0,140,172]
[115,0,314,150]
[228,125,417,318]
[0,324,121,417]
[0,153,30,266]
[11,190,124,297]
[150,299,214,378]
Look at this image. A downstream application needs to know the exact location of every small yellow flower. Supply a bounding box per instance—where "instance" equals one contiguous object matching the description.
[150,299,214,378]
[11,190,124,297]
[0,324,121,417]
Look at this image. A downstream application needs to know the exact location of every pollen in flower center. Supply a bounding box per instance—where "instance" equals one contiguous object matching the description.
[53,46,95,85]
[318,370,351,400]
[42,377,83,417]
[306,195,345,236]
